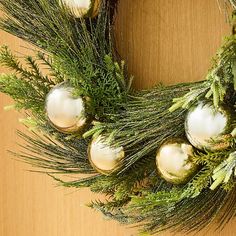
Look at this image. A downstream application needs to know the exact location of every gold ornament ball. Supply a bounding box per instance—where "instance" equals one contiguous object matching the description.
[88,135,125,175]
[45,83,87,133]
[156,140,197,184]
[185,103,232,151]
[61,0,101,18]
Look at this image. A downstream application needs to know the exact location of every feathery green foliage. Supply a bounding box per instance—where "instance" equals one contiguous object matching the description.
[0,46,56,115]
[0,0,236,235]
[0,0,129,119]
[170,34,236,112]
[85,82,203,173]
[211,151,236,190]
[15,131,93,174]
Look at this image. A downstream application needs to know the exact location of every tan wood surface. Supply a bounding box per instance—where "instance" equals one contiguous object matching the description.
[0,1,235,235]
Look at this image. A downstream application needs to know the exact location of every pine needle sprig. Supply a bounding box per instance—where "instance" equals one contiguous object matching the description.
[0,46,56,114]
[36,52,66,84]
[0,0,236,234]
[14,119,158,202]
[170,34,236,111]
[54,153,157,201]
[14,131,93,174]
[87,82,203,173]
[87,149,236,234]
[121,186,236,234]
[210,151,236,190]
[88,186,236,234]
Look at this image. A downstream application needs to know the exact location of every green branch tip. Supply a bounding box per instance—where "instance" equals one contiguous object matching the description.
[210,152,236,190]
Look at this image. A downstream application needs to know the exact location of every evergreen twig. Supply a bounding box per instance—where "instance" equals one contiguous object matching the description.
[0,0,235,235]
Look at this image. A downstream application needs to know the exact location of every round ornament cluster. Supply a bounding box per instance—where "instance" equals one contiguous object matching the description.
[185,103,232,151]
[156,139,197,184]
[88,135,125,175]
[45,83,87,133]
[61,0,101,18]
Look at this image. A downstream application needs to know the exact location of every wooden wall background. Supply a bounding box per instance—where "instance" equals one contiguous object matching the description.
[0,0,235,235]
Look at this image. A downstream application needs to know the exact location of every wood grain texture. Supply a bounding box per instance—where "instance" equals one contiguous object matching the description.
[115,0,230,89]
[0,1,235,235]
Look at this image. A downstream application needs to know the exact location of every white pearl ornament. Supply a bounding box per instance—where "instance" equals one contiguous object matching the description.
[45,83,87,133]
[185,103,231,151]
[62,0,101,18]
[88,135,125,175]
[156,140,197,184]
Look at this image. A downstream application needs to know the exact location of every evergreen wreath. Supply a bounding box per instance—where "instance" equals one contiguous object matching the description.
[0,0,236,234]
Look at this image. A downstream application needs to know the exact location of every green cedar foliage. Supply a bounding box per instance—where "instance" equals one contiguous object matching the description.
[0,0,236,235]
[0,47,57,115]
[0,0,129,119]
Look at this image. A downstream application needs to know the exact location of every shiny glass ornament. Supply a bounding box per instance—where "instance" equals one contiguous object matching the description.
[185,103,232,151]
[156,140,197,184]
[88,135,125,175]
[61,0,101,18]
[45,83,87,133]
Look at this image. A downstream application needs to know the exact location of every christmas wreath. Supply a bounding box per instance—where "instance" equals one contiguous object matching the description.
[0,0,236,234]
